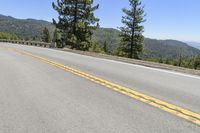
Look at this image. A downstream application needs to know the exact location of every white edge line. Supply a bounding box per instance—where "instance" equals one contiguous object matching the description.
[6,42,200,80]
[60,49,200,80]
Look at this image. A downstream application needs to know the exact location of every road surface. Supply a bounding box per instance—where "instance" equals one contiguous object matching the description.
[0,42,200,133]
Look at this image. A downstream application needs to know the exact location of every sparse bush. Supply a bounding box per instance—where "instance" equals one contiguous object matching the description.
[194,55,200,70]
[0,32,18,40]
[89,42,103,53]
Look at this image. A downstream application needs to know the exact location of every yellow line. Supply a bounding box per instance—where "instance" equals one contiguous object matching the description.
[2,45,200,126]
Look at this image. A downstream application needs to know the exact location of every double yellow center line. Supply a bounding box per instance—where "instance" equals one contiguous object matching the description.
[2,45,200,126]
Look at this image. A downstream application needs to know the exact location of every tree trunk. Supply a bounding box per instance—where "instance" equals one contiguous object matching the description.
[73,0,78,36]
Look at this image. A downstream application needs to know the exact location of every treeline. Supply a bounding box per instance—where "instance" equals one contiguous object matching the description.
[84,41,200,70]
[145,56,200,70]
[0,32,18,40]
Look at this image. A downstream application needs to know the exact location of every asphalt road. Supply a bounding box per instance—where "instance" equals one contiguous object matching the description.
[0,42,200,133]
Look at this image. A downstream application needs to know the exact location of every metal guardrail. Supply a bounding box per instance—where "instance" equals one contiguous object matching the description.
[0,39,56,48]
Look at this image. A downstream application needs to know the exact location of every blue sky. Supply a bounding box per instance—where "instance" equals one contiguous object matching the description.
[0,0,200,42]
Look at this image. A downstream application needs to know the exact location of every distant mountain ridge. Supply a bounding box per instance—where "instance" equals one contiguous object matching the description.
[93,28,200,58]
[0,14,200,59]
[143,39,200,58]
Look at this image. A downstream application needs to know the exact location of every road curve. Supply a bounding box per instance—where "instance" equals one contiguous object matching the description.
[0,42,200,133]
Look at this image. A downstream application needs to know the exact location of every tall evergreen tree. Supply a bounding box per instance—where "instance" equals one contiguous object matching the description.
[52,0,99,50]
[42,27,51,43]
[119,0,146,59]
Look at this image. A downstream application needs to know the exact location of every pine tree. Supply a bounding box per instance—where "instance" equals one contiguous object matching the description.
[178,54,183,67]
[52,0,99,50]
[159,57,163,63]
[42,27,51,43]
[103,41,108,53]
[119,0,146,59]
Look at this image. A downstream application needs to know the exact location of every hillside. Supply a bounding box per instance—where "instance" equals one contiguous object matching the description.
[0,14,54,40]
[92,28,120,52]
[93,28,200,59]
[143,39,200,59]
[0,14,200,59]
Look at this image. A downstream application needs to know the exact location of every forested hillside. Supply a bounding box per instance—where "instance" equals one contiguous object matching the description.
[0,14,54,40]
[143,39,200,59]
[0,14,200,60]
[93,28,200,59]
[92,28,120,52]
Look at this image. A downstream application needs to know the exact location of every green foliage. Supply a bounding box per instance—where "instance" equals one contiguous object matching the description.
[119,0,146,59]
[194,55,200,69]
[92,28,120,53]
[158,58,163,63]
[52,28,63,48]
[89,42,102,53]
[42,27,51,43]
[177,55,183,67]
[103,41,108,53]
[144,57,197,69]
[165,58,170,64]
[32,36,37,41]
[92,28,200,61]
[52,0,99,50]
[0,14,54,40]
[143,39,200,59]
[0,32,18,40]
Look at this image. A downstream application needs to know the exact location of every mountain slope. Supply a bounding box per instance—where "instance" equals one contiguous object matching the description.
[143,39,200,58]
[93,28,200,58]
[0,14,54,40]
[92,28,120,51]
